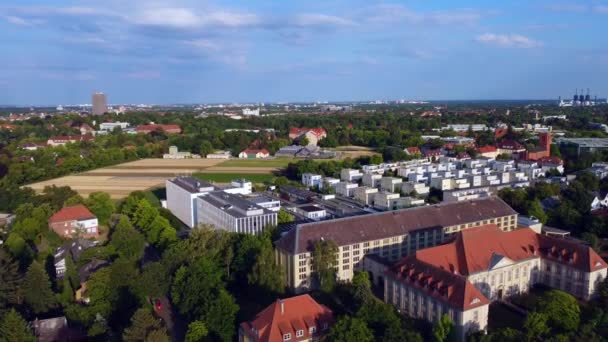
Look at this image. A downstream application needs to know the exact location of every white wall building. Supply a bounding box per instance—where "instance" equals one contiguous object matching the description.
[340,169,363,182]
[302,173,323,188]
[166,177,216,228]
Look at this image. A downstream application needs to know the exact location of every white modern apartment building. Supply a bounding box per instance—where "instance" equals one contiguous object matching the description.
[401,182,430,195]
[99,122,129,131]
[354,187,378,205]
[335,182,358,197]
[196,191,277,234]
[340,169,363,182]
[302,173,323,188]
[362,173,382,188]
[380,177,403,193]
[166,177,216,228]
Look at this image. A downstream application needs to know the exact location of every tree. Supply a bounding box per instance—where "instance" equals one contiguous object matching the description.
[64,194,85,207]
[23,261,56,314]
[0,309,35,342]
[137,262,169,299]
[350,271,373,306]
[86,192,115,225]
[185,321,208,342]
[357,301,407,342]
[432,314,454,342]
[527,200,548,224]
[524,312,550,341]
[537,290,580,332]
[328,316,373,342]
[277,209,294,224]
[133,199,159,231]
[204,289,239,342]
[311,239,338,292]
[199,141,214,157]
[110,216,145,262]
[123,308,168,341]
[576,171,599,191]
[248,236,285,295]
[298,136,310,146]
[0,251,23,314]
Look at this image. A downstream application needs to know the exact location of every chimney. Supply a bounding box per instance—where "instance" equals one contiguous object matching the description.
[279,299,284,315]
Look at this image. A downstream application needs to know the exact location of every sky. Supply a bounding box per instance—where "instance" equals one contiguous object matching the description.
[0,0,607,105]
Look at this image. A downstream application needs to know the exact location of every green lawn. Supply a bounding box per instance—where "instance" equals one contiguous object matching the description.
[193,173,275,183]
[218,158,295,168]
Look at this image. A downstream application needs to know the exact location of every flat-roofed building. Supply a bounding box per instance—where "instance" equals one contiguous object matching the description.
[296,205,327,221]
[302,173,323,188]
[275,197,518,293]
[335,182,358,197]
[373,191,401,210]
[354,186,378,205]
[557,138,608,156]
[196,191,277,235]
[402,181,430,195]
[340,168,363,182]
[380,177,403,193]
[362,173,382,188]
[384,225,608,340]
[166,177,216,228]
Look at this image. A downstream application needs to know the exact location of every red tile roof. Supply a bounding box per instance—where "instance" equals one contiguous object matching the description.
[477,145,497,154]
[135,124,182,133]
[49,205,96,224]
[537,156,563,166]
[387,257,490,311]
[405,147,421,155]
[240,294,333,342]
[276,198,517,254]
[497,140,524,150]
[415,225,607,275]
[242,148,269,155]
[289,127,327,137]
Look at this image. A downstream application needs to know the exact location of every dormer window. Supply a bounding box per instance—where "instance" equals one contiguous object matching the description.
[283,333,291,341]
[296,330,304,337]
[470,298,480,304]
[309,326,316,334]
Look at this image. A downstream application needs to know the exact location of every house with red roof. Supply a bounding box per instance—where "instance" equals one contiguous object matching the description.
[48,205,98,239]
[288,128,327,146]
[476,145,498,158]
[47,135,93,146]
[238,294,334,342]
[135,124,182,134]
[404,146,421,156]
[238,148,270,159]
[384,225,607,339]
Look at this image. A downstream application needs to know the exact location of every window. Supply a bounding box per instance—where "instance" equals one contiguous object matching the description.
[283,333,291,341]
[299,260,307,266]
[353,244,360,249]
[343,246,350,251]
[363,242,370,247]
[343,265,350,270]
[374,240,380,246]
[343,259,349,264]
[342,252,349,258]
[296,330,304,337]
[309,326,316,334]
[299,267,306,273]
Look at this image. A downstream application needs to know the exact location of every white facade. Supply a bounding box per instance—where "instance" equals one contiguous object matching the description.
[373,192,400,210]
[196,192,277,234]
[380,177,403,193]
[340,169,363,182]
[166,177,216,228]
[362,173,382,188]
[206,151,232,159]
[302,173,323,188]
[401,182,430,195]
[336,182,358,197]
[296,206,327,221]
[99,122,129,131]
[242,108,260,116]
[354,187,378,205]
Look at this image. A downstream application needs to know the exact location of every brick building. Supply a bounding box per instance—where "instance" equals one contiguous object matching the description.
[48,205,98,239]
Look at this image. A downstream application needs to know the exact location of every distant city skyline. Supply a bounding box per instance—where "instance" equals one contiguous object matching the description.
[0,0,607,105]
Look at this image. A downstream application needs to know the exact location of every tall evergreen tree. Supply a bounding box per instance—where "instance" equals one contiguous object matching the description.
[0,309,36,342]
[311,239,338,292]
[110,216,145,261]
[23,261,56,314]
[248,236,284,294]
[0,251,23,314]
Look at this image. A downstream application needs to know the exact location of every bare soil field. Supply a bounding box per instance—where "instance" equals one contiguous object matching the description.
[25,158,281,199]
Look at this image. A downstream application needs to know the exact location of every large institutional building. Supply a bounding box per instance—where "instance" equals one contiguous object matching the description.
[384,225,607,339]
[92,92,107,115]
[275,198,518,293]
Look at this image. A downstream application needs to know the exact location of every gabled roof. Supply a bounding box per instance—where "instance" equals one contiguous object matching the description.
[405,147,421,154]
[242,148,269,155]
[387,257,489,311]
[48,135,93,142]
[497,140,524,150]
[240,294,333,342]
[49,205,96,224]
[414,225,607,275]
[477,145,497,154]
[276,197,517,254]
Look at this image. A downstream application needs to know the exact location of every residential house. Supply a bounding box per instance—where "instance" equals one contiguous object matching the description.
[54,239,98,278]
[354,187,378,205]
[302,173,323,189]
[48,205,98,239]
[288,128,327,146]
[362,174,382,188]
[47,135,93,146]
[239,149,270,159]
[206,150,232,159]
[477,146,498,159]
[404,147,421,156]
[591,192,608,211]
[238,295,334,342]
[340,169,363,182]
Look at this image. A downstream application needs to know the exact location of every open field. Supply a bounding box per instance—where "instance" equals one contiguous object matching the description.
[193,173,275,183]
[25,158,281,199]
[218,158,296,168]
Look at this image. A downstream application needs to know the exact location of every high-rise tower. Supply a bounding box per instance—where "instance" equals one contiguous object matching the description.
[92,92,107,115]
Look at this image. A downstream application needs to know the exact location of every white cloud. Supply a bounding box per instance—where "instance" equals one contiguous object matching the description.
[294,14,355,27]
[475,33,542,48]
[363,5,486,26]
[4,15,31,26]
[125,70,161,79]
[132,7,201,29]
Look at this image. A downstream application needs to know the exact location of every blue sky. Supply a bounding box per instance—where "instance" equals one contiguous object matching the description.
[1,0,607,105]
